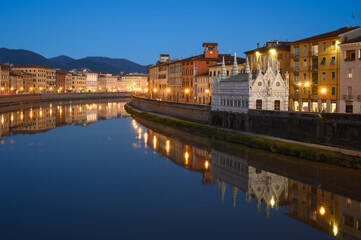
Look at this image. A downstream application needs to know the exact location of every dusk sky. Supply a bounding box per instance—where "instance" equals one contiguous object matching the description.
[1,0,360,65]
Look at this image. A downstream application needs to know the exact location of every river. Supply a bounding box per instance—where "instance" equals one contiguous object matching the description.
[0,99,361,240]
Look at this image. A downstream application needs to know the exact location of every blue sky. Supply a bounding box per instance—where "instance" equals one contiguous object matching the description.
[0,0,360,65]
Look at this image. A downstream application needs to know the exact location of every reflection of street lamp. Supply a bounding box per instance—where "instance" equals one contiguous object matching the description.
[321,88,326,112]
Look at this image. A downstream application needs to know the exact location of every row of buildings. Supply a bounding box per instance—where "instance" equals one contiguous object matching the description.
[0,64,147,94]
[147,26,361,113]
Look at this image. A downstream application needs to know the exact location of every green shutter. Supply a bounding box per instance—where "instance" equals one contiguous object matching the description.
[331,57,335,64]
[321,58,326,65]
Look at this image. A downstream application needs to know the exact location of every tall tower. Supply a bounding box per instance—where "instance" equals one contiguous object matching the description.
[203,43,219,59]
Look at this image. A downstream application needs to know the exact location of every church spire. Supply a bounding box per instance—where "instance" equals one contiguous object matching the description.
[245,57,250,74]
[220,56,227,80]
[231,52,239,76]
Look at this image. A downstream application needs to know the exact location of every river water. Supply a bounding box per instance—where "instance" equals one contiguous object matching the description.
[0,99,361,240]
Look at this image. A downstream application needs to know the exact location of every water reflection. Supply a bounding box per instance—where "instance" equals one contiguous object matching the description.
[0,100,129,138]
[133,118,361,240]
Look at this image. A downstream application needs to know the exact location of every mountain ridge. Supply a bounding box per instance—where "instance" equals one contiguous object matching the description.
[0,48,148,74]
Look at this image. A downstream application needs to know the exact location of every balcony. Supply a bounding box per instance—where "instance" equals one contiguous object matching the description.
[310,51,319,56]
[291,53,300,58]
[311,95,318,99]
[293,92,299,98]
[310,64,318,71]
[343,95,354,101]
[344,57,356,62]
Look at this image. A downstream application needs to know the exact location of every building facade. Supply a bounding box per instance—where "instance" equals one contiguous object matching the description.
[168,61,182,102]
[98,73,118,92]
[0,64,10,93]
[12,65,56,93]
[71,74,86,92]
[289,27,361,112]
[56,70,72,92]
[212,56,289,113]
[121,73,148,92]
[339,36,361,113]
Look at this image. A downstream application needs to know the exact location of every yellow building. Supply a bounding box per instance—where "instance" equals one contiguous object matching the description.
[121,73,148,93]
[147,54,171,100]
[289,27,360,112]
[71,74,86,92]
[12,64,56,93]
[245,40,290,80]
[0,64,10,93]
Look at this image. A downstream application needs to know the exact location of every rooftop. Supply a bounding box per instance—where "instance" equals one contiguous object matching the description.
[244,42,290,54]
[13,64,54,70]
[341,36,361,45]
[292,27,360,43]
[203,42,218,46]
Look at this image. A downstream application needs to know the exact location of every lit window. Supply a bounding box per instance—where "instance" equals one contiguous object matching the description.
[331,41,336,50]
[303,45,307,53]
[322,72,326,80]
[322,42,326,51]
[303,59,307,67]
[348,69,353,79]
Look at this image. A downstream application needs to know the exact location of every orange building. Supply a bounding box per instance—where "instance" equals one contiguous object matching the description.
[56,70,72,92]
[181,43,243,103]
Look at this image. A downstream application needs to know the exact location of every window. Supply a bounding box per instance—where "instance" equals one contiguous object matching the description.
[321,58,326,65]
[303,59,307,67]
[274,100,280,111]
[303,73,307,80]
[256,100,262,110]
[294,74,299,83]
[331,87,335,95]
[331,41,336,50]
[322,42,326,51]
[348,69,353,79]
[278,53,282,59]
[303,45,307,53]
[331,72,336,80]
[331,57,335,65]
[345,50,356,61]
[303,87,307,95]
[294,46,299,57]
[294,61,299,70]
[322,72,326,80]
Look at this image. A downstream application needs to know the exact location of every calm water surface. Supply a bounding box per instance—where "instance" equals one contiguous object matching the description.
[1,99,361,240]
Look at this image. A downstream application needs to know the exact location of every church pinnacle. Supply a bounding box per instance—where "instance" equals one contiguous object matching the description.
[231,52,239,76]
[220,56,227,80]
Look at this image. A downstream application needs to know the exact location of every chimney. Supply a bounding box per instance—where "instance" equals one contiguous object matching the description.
[257,43,260,49]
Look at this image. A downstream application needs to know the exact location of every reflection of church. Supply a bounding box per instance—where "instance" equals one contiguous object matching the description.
[211,149,288,217]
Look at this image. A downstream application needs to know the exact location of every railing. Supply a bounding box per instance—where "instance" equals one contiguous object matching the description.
[344,57,355,62]
[293,93,299,98]
[291,53,300,58]
[311,95,318,99]
[291,67,299,72]
[343,95,354,100]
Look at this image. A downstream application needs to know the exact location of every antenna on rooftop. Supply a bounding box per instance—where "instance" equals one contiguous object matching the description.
[352,12,355,26]
[346,19,348,27]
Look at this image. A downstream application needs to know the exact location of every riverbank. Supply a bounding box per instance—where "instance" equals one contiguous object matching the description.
[125,103,361,169]
[0,92,132,108]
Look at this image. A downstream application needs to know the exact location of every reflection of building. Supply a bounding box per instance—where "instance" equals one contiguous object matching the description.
[0,101,128,138]
[338,196,361,239]
[287,180,339,238]
[211,149,288,214]
[145,128,211,184]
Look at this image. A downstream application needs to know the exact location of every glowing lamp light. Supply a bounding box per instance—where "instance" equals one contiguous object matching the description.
[298,82,302,86]
[166,88,170,93]
[166,140,170,153]
[205,160,209,169]
[305,82,310,87]
[185,89,189,93]
[321,88,326,94]
[269,49,276,55]
[255,51,260,56]
[333,226,338,236]
[270,196,275,208]
[319,207,325,215]
[153,88,157,92]
[205,89,209,93]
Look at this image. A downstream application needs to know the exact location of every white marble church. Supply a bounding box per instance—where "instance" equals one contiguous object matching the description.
[211,53,289,113]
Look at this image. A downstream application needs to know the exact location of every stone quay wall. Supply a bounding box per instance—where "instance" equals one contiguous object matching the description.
[211,110,361,150]
[131,97,361,150]
[0,92,132,107]
[131,96,211,123]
